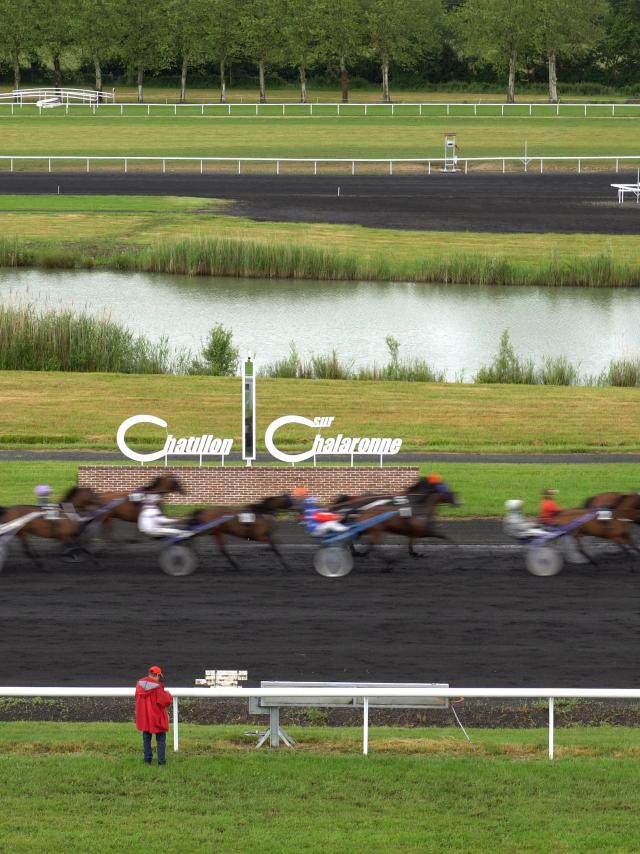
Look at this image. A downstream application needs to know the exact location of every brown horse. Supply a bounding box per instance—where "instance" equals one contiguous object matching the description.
[0,486,102,570]
[550,505,640,565]
[349,481,460,570]
[95,476,184,542]
[584,492,640,525]
[188,494,293,571]
[330,476,448,517]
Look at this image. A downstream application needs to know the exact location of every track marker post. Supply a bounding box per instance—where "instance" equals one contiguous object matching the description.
[242,356,256,468]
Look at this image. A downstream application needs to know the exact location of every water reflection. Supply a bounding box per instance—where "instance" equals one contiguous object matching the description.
[1,269,638,378]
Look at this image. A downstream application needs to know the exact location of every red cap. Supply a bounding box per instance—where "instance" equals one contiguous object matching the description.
[149,665,163,676]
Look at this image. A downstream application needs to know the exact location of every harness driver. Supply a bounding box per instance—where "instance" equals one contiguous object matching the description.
[137,492,188,538]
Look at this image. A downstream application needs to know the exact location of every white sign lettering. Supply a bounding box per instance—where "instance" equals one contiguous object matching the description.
[117,414,233,465]
[264,414,402,464]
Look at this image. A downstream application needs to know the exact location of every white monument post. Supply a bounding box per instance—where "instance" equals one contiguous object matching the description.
[242,356,256,467]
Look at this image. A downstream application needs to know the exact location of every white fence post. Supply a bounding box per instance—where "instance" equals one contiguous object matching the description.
[173,696,179,752]
[548,697,554,760]
[363,697,369,756]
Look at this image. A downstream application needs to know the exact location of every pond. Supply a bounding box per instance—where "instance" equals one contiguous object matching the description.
[1,269,639,379]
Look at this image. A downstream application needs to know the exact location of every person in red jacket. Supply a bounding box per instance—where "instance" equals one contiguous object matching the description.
[135,665,173,765]
[539,489,562,526]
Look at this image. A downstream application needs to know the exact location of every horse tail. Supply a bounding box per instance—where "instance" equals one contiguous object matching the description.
[582,495,595,508]
[0,506,5,517]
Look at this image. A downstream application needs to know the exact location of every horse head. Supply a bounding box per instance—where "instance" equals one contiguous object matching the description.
[252,493,294,515]
[145,476,184,495]
[432,480,460,508]
[62,486,102,513]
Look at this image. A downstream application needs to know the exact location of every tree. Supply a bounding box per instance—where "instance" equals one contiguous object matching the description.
[453,0,538,102]
[366,0,445,102]
[535,0,607,102]
[202,0,244,103]
[319,0,367,102]
[166,0,209,103]
[0,0,38,88]
[116,0,169,102]
[77,0,122,92]
[240,0,285,103]
[605,0,640,86]
[34,0,82,87]
[281,0,323,102]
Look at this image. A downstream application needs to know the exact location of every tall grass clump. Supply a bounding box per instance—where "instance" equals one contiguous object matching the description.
[536,356,580,386]
[474,330,536,384]
[597,358,640,387]
[135,237,363,281]
[356,336,445,382]
[0,302,178,373]
[263,336,444,382]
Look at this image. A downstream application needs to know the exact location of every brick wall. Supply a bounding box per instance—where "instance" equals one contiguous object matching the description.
[78,466,421,504]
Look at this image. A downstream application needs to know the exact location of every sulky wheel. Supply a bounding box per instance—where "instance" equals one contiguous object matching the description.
[313,546,354,578]
[525,545,564,577]
[159,544,198,577]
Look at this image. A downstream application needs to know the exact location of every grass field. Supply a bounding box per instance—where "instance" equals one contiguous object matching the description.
[2,195,640,287]
[0,372,638,453]
[1,722,639,852]
[1,114,639,160]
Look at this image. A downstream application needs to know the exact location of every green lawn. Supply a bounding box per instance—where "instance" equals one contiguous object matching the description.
[0,722,639,853]
[1,373,639,454]
[1,114,639,159]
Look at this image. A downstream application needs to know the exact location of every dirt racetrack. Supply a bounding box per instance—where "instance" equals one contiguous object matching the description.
[0,172,638,233]
[1,522,638,687]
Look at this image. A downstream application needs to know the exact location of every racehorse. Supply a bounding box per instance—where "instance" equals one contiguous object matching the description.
[348,479,460,570]
[94,475,184,542]
[0,486,102,569]
[188,493,294,571]
[550,505,640,564]
[330,475,455,518]
[583,492,640,524]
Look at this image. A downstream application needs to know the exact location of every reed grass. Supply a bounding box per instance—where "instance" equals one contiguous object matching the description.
[597,358,640,387]
[0,302,177,373]
[2,235,640,288]
[0,302,638,387]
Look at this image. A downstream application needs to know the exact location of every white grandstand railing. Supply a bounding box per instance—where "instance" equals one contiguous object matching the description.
[1,686,638,758]
[0,88,113,105]
[0,99,637,117]
[0,154,639,175]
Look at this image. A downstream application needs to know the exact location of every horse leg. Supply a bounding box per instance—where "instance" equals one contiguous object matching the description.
[72,537,103,568]
[18,533,46,571]
[616,530,640,568]
[351,535,371,557]
[214,533,240,572]
[370,530,395,573]
[268,539,290,572]
[574,535,597,566]
[408,537,423,558]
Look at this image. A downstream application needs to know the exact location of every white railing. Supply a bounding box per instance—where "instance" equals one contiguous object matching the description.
[0,88,113,105]
[0,154,639,175]
[0,99,637,117]
[1,686,638,758]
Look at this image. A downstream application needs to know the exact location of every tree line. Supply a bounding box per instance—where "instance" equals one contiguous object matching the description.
[0,0,635,104]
